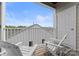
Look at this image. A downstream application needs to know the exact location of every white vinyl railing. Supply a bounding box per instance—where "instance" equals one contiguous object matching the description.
[5,27,54,46]
[5,28,24,40]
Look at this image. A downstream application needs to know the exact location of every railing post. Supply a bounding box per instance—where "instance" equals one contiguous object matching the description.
[1,2,5,41]
[0,2,5,53]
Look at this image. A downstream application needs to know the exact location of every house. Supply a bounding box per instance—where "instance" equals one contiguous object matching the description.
[6,24,54,46]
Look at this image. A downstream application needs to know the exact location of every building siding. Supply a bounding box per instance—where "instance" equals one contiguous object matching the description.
[56,4,76,49]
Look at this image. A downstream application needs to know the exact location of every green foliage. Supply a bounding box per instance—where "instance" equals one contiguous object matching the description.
[17,26,26,28]
[5,26,16,29]
[5,25,26,29]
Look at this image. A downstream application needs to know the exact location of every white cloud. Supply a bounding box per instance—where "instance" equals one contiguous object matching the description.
[36,15,47,23]
[35,15,53,27]
[36,15,52,23]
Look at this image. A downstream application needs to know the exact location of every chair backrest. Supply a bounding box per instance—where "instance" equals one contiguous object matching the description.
[58,33,68,46]
[52,33,68,51]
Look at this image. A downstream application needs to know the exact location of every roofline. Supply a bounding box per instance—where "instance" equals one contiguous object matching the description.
[41,2,79,9]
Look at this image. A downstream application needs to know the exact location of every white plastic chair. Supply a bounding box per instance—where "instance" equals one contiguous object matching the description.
[44,33,68,55]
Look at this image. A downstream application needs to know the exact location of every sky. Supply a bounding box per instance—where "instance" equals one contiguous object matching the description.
[5,2,55,27]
